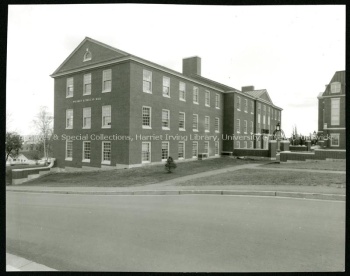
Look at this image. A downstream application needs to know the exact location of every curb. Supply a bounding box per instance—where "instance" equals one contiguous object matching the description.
[6,189,345,201]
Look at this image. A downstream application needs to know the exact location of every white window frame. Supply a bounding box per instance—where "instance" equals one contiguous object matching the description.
[236,119,240,134]
[102,105,111,128]
[66,77,73,98]
[250,121,254,134]
[330,133,340,147]
[163,76,170,98]
[101,141,111,165]
[192,141,198,158]
[179,112,186,131]
[237,96,241,111]
[102,69,112,93]
[331,82,341,93]
[83,73,91,96]
[178,141,185,159]
[215,93,220,109]
[331,98,340,125]
[257,103,261,114]
[215,141,219,156]
[66,109,73,129]
[142,106,152,129]
[142,142,151,163]
[143,69,152,94]
[215,117,219,133]
[251,101,254,114]
[162,109,170,130]
[244,141,248,148]
[244,120,247,134]
[205,116,210,132]
[193,86,199,104]
[249,141,253,149]
[235,140,240,149]
[205,90,210,107]
[65,140,73,161]
[179,82,186,101]
[83,49,92,62]
[204,141,209,155]
[82,141,91,162]
[244,99,248,113]
[161,142,169,161]
[83,107,91,129]
[193,114,198,132]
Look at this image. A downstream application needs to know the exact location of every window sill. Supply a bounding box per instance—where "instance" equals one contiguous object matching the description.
[163,95,171,98]
[142,126,152,130]
[101,161,111,165]
[205,130,210,133]
[82,159,90,163]
[193,129,198,132]
[142,161,151,164]
[65,158,72,161]
[215,107,220,109]
[66,95,73,98]
[143,91,152,94]
[179,98,186,102]
[102,90,111,93]
[215,131,220,133]
[83,93,91,96]
[82,127,91,129]
[237,109,241,111]
[193,102,199,105]
[102,125,111,129]
[178,157,184,160]
[66,127,73,130]
[205,104,210,107]
[179,128,186,132]
[162,127,170,131]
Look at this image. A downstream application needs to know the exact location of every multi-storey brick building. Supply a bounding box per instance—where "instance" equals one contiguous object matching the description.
[317,70,346,149]
[51,37,282,169]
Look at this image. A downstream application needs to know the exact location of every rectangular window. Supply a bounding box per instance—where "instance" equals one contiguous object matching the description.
[331,98,340,125]
[66,77,73,97]
[66,140,73,160]
[205,91,210,106]
[278,111,280,121]
[192,141,198,158]
[82,141,91,162]
[263,105,266,114]
[102,105,111,128]
[244,99,248,112]
[215,117,219,133]
[179,82,186,101]
[236,119,240,133]
[215,93,220,108]
[142,142,151,163]
[275,110,277,120]
[204,141,209,155]
[162,142,169,161]
[178,141,185,159]
[215,141,219,156]
[263,115,266,128]
[193,86,199,104]
[237,96,241,110]
[205,116,210,132]
[331,82,341,93]
[163,76,170,97]
[258,103,261,114]
[102,141,111,164]
[102,69,111,92]
[143,70,152,93]
[66,109,73,129]
[83,107,91,129]
[244,120,247,134]
[179,112,185,130]
[251,101,254,114]
[142,106,151,128]
[235,140,240,149]
[258,114,261,130]
[193,114,198,131]
[162,109,170,129]
[249,141,253,149]
[83,74,91,95]
[256,140,260,149]
[330,134,340,147]
[244,141,247,148]
[268,115,270,126]
[250,121,254,133]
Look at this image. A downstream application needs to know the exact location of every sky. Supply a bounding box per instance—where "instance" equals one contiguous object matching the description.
[6,4,345,137]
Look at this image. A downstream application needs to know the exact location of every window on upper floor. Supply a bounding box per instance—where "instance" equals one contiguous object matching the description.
[215,93,220,109]
[205,116,210,132]
[237,96,241,110]
[179,82,186,101]
[83,73,91,96]
[163,76,170,97]
[66,109,73,129]
[66,78,74,98]
[83,107,91,129]
[236,119,240,133]
[193,86,199,104]
[102,105,111,128]
[143,70,152,93]
[251,101,254,114]
[205,91,210,107]
[193,114,198,131]
[142,106,151,129]
[244,99,248,112]
[243,120,247,134]
[102,69,112,93]
[331,98,340,125]
[162,109,170,130]
[331,82,341,93]
[215,117,219,133]
[179,112,186,131]
[257,103,261,114]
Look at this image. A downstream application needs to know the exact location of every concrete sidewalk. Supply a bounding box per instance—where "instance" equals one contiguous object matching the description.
[6,253,57,271]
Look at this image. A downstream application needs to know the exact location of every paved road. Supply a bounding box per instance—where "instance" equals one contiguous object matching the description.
[6,192,345,272]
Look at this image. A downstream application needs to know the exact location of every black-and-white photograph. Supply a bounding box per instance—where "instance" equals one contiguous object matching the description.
[5,4,345,272]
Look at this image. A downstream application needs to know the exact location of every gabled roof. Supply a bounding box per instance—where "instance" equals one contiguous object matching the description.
[244,89,273,104]
[189,74,239,92]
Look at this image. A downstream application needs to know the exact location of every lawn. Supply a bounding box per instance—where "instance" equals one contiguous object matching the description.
[176,169,346,188]
[20,157,263,187]
[263,159,346,171]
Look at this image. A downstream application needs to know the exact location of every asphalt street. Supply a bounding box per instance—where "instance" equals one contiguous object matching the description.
[6,192,345,272]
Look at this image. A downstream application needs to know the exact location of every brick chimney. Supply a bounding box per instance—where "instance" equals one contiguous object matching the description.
[241,86,255,92]
[183,56,201,76]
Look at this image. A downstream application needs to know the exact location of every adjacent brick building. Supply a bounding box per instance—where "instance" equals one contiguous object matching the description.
[51,37,283,169]
[317,71,346,149]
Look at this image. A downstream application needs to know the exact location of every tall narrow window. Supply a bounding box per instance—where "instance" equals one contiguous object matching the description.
[82,141,91,162]
[258,115,261,130]
[83,107,91,129]
[193,86,199,104]
[179,82,186,101]
[263,115,266,128]
[178,142,185,159]
[244,141,247,148]
[162,109,170,129]
[235,141,240,149]
[102,69,111,92]
[193,114,198,131]
[102,105,111,128]
[215,117,219,133]
[258,103,261,114]
[237,96,241,110]
[275,110,277,120]
[162,142,169,161]
[249,141,253,148]
[179,112,185,130]
[205,116,210,132]
[331,98,340,125]
[83,74,91,95]
[66,140,73,160]
[236,119,240,133]
[192,141,198,158]
[66,109,73,129]
[251,101,254,114]
[142,106,151,128]
[205,91,210,106]
[66,78,73,98]
[244,120,247,134]
[163,76,170,97]
[215,94,220,108]
[268,114,270,126]
[204,141,209,155]
[250,121,254,133]
[143,70,152,93]
[142,142,151,163]
[215,141,219,156]
[331,82,341,93]
[244,99,248,112]
[102,141,111,164]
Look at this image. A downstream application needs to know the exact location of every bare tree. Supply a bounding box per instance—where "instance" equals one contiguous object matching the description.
[33,106,53,164]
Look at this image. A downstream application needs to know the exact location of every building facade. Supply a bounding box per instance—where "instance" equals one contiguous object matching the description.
[317,71,346,149]
[51,37,282,169]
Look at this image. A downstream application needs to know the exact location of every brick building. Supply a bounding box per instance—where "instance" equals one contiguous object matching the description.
[51,37,282,169]
[317,70,346,149]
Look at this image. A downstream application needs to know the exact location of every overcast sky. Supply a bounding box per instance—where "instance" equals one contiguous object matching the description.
[7,4,345,136]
